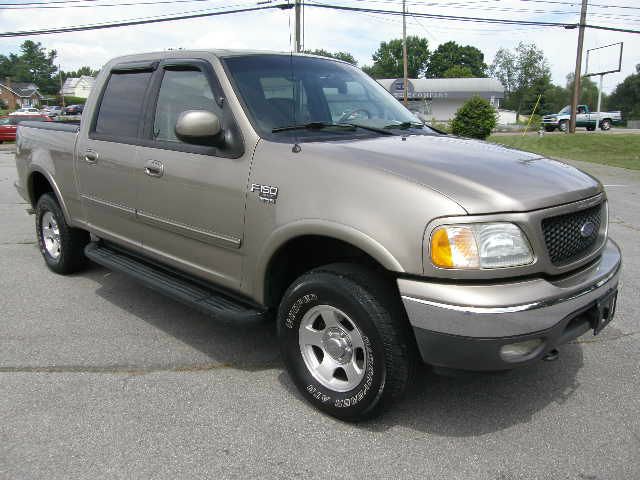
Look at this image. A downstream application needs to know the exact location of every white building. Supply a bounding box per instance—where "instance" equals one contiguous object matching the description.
[60,76,96,99]
[377,77,505,122]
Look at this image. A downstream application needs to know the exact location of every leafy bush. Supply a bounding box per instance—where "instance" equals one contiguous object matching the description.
[450,96,498,139]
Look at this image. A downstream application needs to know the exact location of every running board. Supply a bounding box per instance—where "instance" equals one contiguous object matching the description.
[85,242,268,322]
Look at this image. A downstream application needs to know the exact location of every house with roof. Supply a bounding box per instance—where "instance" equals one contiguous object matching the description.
[377,77,505,123]
[61,76,96,99]
[0,79,43,110]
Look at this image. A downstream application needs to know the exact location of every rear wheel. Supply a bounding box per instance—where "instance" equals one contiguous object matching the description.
[277,264,414,421]
[586,125,596,131]
[35,193,89,274]
[600,119,611,131]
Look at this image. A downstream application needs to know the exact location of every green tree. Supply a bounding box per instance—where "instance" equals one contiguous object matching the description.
[450,95,498,139]
[11,41,59,94]
[62,66,100,80]
[303,49,357,65]
[490,43,551,121]
[608,64,640,120]
[363,36,430,78]
[442,65,474,78]
[426,41,487,78]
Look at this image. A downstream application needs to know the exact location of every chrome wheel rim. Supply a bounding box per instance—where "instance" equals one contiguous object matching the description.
[41,211,61,259]
[299,305,367,392]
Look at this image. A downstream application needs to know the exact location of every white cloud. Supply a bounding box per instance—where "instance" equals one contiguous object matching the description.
[0,0,638,93]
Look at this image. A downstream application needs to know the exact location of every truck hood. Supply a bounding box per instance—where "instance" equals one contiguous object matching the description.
[337,134,601,214]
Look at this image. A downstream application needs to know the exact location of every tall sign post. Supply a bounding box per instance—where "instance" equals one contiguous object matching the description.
[584,42,624,114]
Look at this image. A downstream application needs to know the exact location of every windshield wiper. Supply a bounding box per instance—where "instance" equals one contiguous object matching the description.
[272,121,393,135]
[272,122,356,133]
[383,121,424,130]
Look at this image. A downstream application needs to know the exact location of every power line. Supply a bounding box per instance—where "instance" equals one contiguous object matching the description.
[306,2,640,32]
[1,1,639,37]
[0,0,255,10]
[517,0,640,12]
[0,3,287,37]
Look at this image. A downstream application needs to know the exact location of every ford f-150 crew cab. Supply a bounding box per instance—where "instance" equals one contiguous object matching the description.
[14,50,621,421]
[542,104,622,132]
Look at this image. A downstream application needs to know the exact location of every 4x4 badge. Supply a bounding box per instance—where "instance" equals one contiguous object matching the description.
[250,183,279,204]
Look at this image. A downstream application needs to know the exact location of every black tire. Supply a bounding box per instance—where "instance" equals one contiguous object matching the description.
[35,193,89,274]
[600,119,611,131]
[277,263,415,421]
[559,120,568,132]
[544,126,555,132]
[586,125,596,131]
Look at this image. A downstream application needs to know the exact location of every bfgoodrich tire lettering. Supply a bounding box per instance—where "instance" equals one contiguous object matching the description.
[277,264,413,421]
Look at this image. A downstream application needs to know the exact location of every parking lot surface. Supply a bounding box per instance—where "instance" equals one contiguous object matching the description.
[1,148,638,479]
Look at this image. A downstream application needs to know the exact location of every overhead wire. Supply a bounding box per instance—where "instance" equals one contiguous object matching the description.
[0,1,639,37]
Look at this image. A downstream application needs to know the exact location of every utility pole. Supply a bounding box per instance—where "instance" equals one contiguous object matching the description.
[59,65,65,108]
[294,0,302,53]
[402,0,408,106]
[569,0,588,133]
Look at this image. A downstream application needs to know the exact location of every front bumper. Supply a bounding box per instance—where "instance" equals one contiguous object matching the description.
[399,239,621,371]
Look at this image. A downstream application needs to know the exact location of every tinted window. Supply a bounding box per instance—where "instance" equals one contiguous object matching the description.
[224,55,423,139]
[153,68,217,143]
[94,71,152,138]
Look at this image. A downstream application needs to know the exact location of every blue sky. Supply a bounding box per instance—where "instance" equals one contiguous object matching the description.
[0,0,638,93]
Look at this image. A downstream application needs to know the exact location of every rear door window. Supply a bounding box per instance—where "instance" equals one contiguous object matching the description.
[94,70,152,138]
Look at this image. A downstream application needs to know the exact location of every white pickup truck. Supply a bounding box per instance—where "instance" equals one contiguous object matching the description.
[542,104,622,132]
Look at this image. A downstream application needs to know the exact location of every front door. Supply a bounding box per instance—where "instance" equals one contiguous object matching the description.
[136,61,251,290]
[76,67,154,248]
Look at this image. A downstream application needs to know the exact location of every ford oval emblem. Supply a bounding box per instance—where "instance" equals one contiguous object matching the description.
[580,221,596,238]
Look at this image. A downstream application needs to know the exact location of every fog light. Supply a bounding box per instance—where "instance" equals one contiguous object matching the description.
[499,339,544,362]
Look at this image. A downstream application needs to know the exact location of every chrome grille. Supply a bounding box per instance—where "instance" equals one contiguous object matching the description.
[542,203,602,265]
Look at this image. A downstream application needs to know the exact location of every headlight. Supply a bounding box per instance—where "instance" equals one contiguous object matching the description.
[430,222,534,269]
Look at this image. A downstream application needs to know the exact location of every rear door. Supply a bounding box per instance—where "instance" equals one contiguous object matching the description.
[76,62,156,249]
[135,59,250,290]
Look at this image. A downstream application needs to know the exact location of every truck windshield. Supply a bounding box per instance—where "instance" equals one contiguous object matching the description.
[223,54,427,140]
[559,106,571,115]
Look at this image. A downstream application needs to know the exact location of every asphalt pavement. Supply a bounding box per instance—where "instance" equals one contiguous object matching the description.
[1,149,638,479]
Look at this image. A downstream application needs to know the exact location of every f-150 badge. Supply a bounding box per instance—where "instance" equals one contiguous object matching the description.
[250,183,279,204]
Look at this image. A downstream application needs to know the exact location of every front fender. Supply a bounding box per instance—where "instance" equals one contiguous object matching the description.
[252,219,404,304]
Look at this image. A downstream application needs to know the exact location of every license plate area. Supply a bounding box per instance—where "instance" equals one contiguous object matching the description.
[591,290,618,335]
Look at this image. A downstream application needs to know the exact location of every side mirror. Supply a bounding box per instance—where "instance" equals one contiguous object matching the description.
[175,110,222,144]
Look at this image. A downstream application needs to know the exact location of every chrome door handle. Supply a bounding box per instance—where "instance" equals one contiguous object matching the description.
[84,150,98,163]
[144,159,164,178]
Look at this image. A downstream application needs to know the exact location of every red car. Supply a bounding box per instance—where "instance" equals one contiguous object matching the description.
[0,114,52,143]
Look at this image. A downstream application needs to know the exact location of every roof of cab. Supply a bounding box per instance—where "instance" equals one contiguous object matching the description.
[103,49,349,67]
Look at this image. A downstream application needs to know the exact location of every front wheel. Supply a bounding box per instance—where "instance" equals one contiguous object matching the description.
[544,126,555,132]
[559,120,568,132]
[35,193,89,274]
[277,264,414,421]
[600,119,611,131]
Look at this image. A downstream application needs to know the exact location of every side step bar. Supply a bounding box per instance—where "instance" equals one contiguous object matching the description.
[85,242,268,322]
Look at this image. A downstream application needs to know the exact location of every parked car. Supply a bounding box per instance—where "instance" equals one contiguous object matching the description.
[14,50,621,421]
[542,105,622,132]
[9,107,40,116]
[41,106,63,117]
[0,114,51,142]
[63,104,84,115]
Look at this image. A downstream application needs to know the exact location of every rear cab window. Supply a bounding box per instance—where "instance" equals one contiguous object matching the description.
[93,69,153,140]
